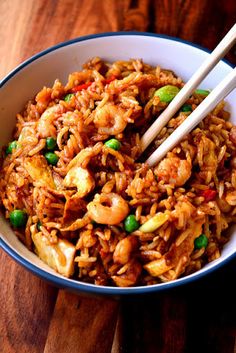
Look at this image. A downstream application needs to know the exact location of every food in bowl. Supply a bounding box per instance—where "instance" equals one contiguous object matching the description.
[0,57,235,287]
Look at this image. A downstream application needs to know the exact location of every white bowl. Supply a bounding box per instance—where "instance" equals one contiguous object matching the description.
[0,32,235,295]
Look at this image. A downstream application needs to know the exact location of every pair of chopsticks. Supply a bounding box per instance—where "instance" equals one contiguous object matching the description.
[141,23,236,167]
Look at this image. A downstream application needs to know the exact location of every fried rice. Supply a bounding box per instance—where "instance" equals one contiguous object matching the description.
[0,57,236,287]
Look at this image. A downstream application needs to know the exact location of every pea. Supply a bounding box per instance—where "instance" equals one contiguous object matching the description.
[154,85,180,103]
[194,89,210,96]
[180,104,192,112]
[44,152,59,166]
[46,137,57,151]
[124,215,140,233]
[37,221,42,231]
[64,93,74,102]
[6,141,18,155]
[105,138,121,151]
[194,234,208,249]
[10,210,28,228]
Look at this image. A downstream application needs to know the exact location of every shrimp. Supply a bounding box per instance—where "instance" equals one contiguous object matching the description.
[87,192,129,225]
[155,156,191,187]
[37,104,64,138]
[94,104,127,135]
[113,236,138,265]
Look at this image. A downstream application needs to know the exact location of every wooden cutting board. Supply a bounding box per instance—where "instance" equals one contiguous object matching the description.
[0,1,236,352]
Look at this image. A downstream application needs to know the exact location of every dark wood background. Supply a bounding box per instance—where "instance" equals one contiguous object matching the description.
[0,1,236,352]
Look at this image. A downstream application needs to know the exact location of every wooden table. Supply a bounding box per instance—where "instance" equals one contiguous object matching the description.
[0,1,236,352]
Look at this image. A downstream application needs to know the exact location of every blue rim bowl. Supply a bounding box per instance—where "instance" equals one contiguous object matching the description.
[0,32,236,296]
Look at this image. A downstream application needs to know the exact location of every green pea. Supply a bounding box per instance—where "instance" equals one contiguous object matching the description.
[180,104,192,112]
[194,89,210,96]
[37,221,42,231]
[46,137,57,151]
[6,141,18,155]
[10,210,28,228]
[64,93,74,102]
[105,138,121,151]
[124,215,140,233]
[194,234,208,249]
[44,152,59,166]
[154,85,180,103]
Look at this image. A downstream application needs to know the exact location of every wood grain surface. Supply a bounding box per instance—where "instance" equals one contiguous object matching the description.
[0,1,236,353]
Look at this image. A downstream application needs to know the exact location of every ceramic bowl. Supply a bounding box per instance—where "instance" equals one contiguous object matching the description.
[0,32,235,295]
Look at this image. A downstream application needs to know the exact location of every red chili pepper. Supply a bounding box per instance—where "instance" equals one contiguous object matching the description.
[104,75,117,84]
[200,189,217,202]
[71,82,92,92]
[99,249,107,259]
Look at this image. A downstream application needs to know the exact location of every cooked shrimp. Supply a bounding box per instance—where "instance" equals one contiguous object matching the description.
[37,105,63,138]
[94,104,127,135]
[87,192,129,225]
[113,236,138,265]
[155,156,191,187]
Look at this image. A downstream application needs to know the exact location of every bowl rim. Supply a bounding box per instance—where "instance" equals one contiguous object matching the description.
[1,236,236,295]
[0,31,234,87]
[0,31,235,295]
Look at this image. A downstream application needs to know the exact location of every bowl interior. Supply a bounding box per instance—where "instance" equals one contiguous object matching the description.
[0,33,236,294]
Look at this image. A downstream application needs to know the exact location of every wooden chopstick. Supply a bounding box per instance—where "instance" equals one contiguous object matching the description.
[140,23,236,154]
[146,66,236,167]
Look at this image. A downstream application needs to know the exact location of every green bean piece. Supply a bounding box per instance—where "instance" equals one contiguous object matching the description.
[194,89,210,96]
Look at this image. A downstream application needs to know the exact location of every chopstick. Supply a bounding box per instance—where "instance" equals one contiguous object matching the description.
[140,23,236,155]
[146,66,236,167]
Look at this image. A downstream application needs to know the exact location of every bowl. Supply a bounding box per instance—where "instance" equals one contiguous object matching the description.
[0,32,236,295]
